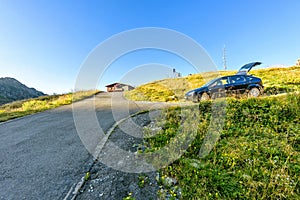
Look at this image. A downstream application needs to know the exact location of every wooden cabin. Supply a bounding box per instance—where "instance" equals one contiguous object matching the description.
[105,83,134,92]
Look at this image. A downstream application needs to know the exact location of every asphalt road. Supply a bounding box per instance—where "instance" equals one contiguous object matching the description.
[0,92,169,200]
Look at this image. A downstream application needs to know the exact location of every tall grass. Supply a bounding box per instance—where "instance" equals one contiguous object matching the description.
[0,90,100,122]
[144,93,300,199]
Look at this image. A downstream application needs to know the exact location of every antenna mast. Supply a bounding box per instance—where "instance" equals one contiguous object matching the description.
[223,45,227,70]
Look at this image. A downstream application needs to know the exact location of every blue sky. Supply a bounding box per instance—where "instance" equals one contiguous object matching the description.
[0,0,299,94]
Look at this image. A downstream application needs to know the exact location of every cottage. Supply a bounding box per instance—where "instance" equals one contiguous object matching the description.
[105,83,134,92]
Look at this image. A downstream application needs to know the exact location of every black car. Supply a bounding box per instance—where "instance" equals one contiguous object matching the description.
[185,62,264,102]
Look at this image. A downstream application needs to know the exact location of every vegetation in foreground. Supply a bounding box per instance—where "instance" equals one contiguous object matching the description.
[125,66,300,102]
[0,90,100,122]
[143,93,300,199]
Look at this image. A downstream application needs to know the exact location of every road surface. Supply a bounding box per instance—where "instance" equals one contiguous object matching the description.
[0,92,170,200]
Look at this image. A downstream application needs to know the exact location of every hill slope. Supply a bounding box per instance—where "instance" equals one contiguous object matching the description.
[145,93,300,199]
[0,77,45,105]
[125,66,300,101]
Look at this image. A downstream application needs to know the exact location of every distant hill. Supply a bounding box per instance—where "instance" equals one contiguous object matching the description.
[0,77,45,105]
[125,66,300,102]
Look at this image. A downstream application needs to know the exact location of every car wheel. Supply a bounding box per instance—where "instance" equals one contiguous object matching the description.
[192,93,199,103]
[248,87,260,98]
[192,96,198,103]
[211,93,217,100]
[200,93,210,101]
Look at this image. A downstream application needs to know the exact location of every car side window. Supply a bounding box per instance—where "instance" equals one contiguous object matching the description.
[246,76,253,81]
[231,76,246,83]
[210,80,219,87]
[220,77,229,85]
[210,77,229,87]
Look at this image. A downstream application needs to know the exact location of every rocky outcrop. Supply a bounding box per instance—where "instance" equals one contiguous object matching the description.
[0,77,45,105]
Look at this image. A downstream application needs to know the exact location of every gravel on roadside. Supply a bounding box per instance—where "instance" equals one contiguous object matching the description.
[76,111,162,200]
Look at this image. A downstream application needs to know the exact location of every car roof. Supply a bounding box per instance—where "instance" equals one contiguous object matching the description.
[227,74,259,78]
[204,74,259,84]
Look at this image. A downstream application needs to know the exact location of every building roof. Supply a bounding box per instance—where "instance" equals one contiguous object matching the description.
[105,82,133,87]
[105,82,120,87]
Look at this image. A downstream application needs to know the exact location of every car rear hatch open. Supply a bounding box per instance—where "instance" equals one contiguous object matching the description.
[236,62,262,75]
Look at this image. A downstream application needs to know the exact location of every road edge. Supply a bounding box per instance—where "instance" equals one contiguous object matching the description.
[63,109,150,200]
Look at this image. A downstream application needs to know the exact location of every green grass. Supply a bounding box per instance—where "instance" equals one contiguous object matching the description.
[0,90,101,122]
[143,93,300,199]
[125,66,300,101]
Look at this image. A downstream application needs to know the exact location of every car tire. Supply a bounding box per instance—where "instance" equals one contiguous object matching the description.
[248,87,260,98]
[211,93,217,100]
[200,93,210,101]
[192,96,198,103]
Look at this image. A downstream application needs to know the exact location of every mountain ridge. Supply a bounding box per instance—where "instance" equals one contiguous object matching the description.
[0,77,45,105]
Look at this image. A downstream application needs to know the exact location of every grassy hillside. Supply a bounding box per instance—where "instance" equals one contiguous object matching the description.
[0,90,100,122]
[143,93,300,199]
[125,66,300,101]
